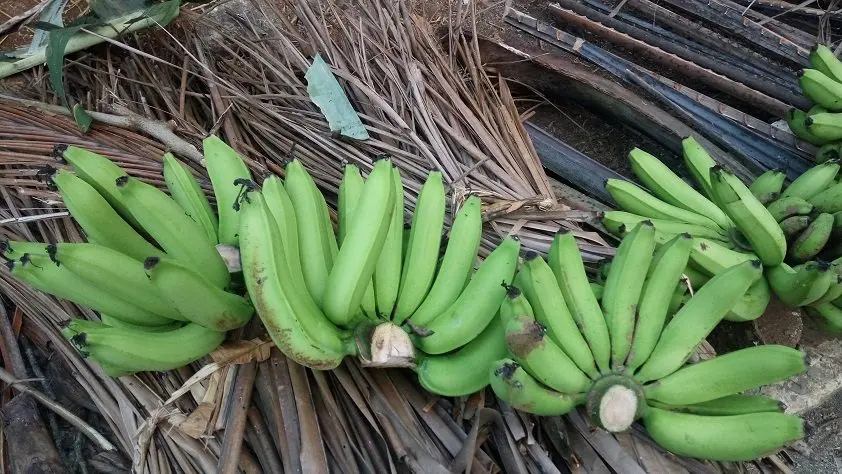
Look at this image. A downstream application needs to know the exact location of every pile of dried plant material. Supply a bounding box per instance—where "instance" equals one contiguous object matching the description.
[0,0,758,472]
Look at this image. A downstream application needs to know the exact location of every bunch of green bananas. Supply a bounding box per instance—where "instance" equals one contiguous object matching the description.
[490,224,807,461]
[786,45,842,163]
[2,140,257,376]
[602,137,775,322]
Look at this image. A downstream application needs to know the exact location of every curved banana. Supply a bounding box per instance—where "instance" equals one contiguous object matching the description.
[409,195,482,327]
[649,394,784,416]
[602,221,656,369]
[800,262,837,306]
[785,108,832,146]
[804,302,842,335]
[806,114,842,141]
[262,175,303,281]
[724,278,771,322]
[323,160,395,327]
[411,237,519,355]
[816,143,842,163]
[162,153,218,244]
[644,345,806,406]
[114,175,230,289]
[144,257,253,331]
[489,359,583,416]
[781,161,840,200]
[709,167,786,266]
[634,260,763,383]
[767,196,814,222]
[601,211,728,241]
[681,136,717,199]
[605,179,720,230]
[393,172,446,324]
[520,249,601,378]
[809,44,842,83]
[625,233,693,373]
[643,407,804,461]
[100,314,182,332]
[499,285,534,324]
[51,170,163,261]
[808,182,842,213]
[374,166,405,318]
[201,135,253,246]
[779,215,811,240]
[687,237,755,278]
[504,315,592,393]
[414,316,507,396]
[811,265,842,306]
[755,191,781,206]
[799,69,842,111]
[790,212,834,262]
[749,169,787,198]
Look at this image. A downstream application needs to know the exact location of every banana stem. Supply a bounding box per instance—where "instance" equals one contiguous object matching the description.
[355,322,416,368]
[586,374,646,432]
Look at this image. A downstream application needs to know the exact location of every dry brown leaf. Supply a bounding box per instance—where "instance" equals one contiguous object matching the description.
[174,403,216,439]
[210,339,272,364]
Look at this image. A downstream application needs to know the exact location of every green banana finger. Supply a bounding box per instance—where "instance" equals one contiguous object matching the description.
[809,45,842,83]
[499,285,534,325]
[749,169,787,198]
[808,182,842,213]
[789,212,834,263]
[648,395,785,416]
[804,302,842,336]
[489,359,583,416]
[202,135,252,246]
[816,142,842,164]
[373,166,405,318]
[605,179,721,230]
[681,136,717,199]
[779,215,812,240]
[780,160,840,200]
[162,153,218,244]
[601,211,728,241]
[767,196,814,222]
[785,108,833,145]
[799,69,842,112]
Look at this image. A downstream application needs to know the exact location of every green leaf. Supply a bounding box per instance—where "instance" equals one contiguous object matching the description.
[72,104,92,132]
[29,0,70,54]
[305,54,370,141]
[89,0,148,21]
[45,24,85,107]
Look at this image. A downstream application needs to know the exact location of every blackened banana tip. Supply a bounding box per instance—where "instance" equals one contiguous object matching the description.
[680,232,692,239]
[505,285,522,299]
[51,144,68,160]
[816,260,831,271]
[557,228,571,236]
[796,69,805,78]
[524,250,538,261]
[511,235,520,242]
[641,220,655,227]
[804,117,814,126]
[496,361,519,379]
[143,256,161,270]
[750,260,763,268]
[115,175,129,187]
[4,260,13,271]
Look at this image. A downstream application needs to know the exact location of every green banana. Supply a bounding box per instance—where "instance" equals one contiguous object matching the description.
[644,345,806,405]
[262,175,303,282]
[521,249,601,378]
[649,395,784,416]
[605,179,721,230]
[643,407,804,461]
[63,319,224,374]
[504,315,592,393]
[601,211,728,241]
[628,148,732,229]
[590,282,604,300]
[238,189,352,370]
[162,153,218,244]
[683,265,710,288]
[625,233,694,373]
[811,269,842,306]
[766,196,814,222]
[415,316,507,397]
[789,212,834,262]
[330,162,392,325]
[799,69,842,111]
[393,172,446,324]
[808,182,842,213]
[144,257,253,331]
[634,260,763,383]
[373,166,405,318]
[766,262,824,307]
[100,314,182,332]
[816,142,842,163]
[749,169,787,198]
[409,195,482,327]
[284,159,335,308]
[756,191,782,206]
[779,215,812,239]
[411,237,519,355]
[709,167,786,266]
[46,242,184,322]
[808,104,829,115]
[681,136,717,200]
[202,135,253,246]
[602,221,656,369]
[780,161,840,200]
[114,175,230,289]
[724,278,771,322]
[6,253,173,326]
[805,302,842,336]
[51,170,163,262]
[800,261,837,306]
[809,44,842,82]
[499,285,535,325]
[688,238,756,277]
[806,114,842,141]
[785,108,832,146]
[489,359,583,416]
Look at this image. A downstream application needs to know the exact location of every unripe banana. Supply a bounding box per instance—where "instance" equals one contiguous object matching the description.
[409,195,482,327]
[809,104,829,115]
[816,142,842,163]
[590,282,604,300]
[504,315,592,393]
[144,257,253,331]
[520,250,601,378]
[635,260,763,383]
[643,407,804,461]
[779,215,811,239]
[201,135,253,246]
[755,191,781,206]
[51,170,163,262]
[724,278,771,322]
[489,359,583,416]
[63,319,225,374]
[393,172,446,324]
[804,302,842,335]
[625,233,693,373]
[605,179,721,230]
[411,237,519,355]
[334,165,375,321]
[628,148,732,229]
[46,242,185,322]
[766,196,814,222]
[790,212,834,262]
[811,268,842,306]
[799,69,842,111]
[114,175,230,289]
[262,175,303,282]
[781,160,840,200]
[681,136,717,200]
[162,153,218,244]
[799,261,837,306]
[602,221,656,369]
[644,345,806,406]
[688,237,756,277]
[6,253,173,326]
[284,159,335,307]
[809,44,842,83]
[808,182,842,213]
[785,108,832,146]
[709,167,786,266]
[499,285,534,325]
[414,316,507,396]
[601,211,728,241]
[649,394,785,416]
[100,314,182,332]
[806,114,842,141]
[749,169,787,199]
[374,167,405,318]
